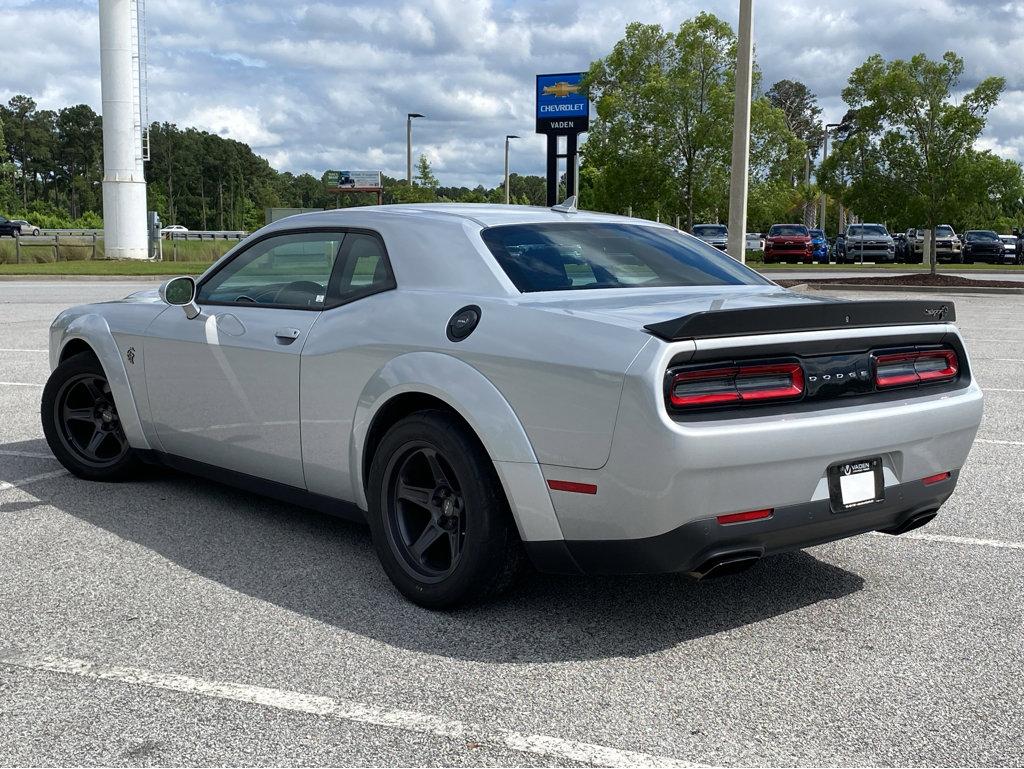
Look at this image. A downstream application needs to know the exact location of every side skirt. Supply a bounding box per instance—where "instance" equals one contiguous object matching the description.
[137,450,367,524]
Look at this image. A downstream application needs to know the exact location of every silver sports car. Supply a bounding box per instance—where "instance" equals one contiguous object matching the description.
[42,204,984,607]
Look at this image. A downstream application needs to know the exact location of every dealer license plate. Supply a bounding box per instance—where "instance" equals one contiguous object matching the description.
[827,458,884,510]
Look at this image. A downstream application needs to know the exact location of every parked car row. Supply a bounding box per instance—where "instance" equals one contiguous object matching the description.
[0,215,41,236]
[714,221,1024,266]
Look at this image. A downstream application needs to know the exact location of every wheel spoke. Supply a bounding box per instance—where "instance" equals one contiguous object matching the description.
[423,449,451,488]
[63,406,95,423]
[81,377,104,403]
[409,523,445,560]
[397,481,433,509]
[448,529,463,561]
[85,429,108,457]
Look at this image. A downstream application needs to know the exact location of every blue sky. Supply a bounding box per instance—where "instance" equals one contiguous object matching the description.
[1,0,1021,188]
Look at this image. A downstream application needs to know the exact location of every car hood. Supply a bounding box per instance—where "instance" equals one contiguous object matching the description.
[766,234,810,242]
[516,286,836,332]
[118,288,164,304]
[846,235,892,242]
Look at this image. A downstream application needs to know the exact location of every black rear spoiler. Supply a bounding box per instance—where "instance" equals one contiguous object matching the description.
[644,300,956,341]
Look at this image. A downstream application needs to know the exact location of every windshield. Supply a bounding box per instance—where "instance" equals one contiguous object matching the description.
[935,226,955,237]
[768,225,808,237]
[848,225,888,237]
[480,223,770,293]
[809,229,824,238]
[967,231,999,241]
[692,225,727,237]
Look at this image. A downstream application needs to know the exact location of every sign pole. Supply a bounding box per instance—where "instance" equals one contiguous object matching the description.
[727,0,754,263]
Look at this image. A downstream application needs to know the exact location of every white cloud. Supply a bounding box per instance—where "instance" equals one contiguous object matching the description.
[0,0,1021,188]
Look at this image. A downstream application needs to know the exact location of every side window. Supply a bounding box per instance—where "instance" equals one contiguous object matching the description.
[327,232,396,306]
[197,232,344,309]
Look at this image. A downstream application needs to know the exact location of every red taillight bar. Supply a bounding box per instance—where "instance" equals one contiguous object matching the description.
[875,349,958,389]
[670,362,803,409]
[922,471,951,486]
[717,508,774,525]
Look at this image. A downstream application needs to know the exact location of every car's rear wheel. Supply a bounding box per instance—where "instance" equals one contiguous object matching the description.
[41,352,140,481]
[367,410,522,608]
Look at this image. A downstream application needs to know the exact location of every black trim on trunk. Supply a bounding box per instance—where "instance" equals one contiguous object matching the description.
[645,300,957,341]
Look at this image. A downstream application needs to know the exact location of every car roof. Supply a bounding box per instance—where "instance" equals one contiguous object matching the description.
[268,203,668,230]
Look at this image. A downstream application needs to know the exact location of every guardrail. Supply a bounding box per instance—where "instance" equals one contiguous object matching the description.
[166,230,247,240]
[40,228,103,237]
[10,233,101,262]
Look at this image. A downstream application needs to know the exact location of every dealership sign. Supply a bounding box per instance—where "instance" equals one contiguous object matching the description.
[535,73,590,134]
[325,170,382,190]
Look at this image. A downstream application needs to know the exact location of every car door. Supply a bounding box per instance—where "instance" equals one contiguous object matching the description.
[144,230,346,488]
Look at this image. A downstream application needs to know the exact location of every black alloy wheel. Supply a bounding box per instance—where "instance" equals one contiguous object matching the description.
[384,442,467,583]
[367,410,522,608]
[52,372,129,468]
[41,351,140,480]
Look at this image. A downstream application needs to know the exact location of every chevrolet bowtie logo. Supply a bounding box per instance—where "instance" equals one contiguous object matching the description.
[542,81,581,98]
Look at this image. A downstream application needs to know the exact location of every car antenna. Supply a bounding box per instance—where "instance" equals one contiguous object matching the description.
[551,195,578,213]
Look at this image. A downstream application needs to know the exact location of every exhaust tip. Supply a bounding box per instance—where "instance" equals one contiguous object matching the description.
[689,550,762,580]
[878,509,938,536]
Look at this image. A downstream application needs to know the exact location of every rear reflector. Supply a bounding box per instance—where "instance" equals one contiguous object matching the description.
[716,508,774,525]
[547,479,598,495]
[670,362,804,409]
[875,349,958,388]
[922,471,951,486]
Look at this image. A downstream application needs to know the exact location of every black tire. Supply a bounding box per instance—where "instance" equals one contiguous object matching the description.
[367,410,522,608]
[41,351,141,481]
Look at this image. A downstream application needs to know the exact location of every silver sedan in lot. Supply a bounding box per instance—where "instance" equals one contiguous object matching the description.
[41,204,983,607]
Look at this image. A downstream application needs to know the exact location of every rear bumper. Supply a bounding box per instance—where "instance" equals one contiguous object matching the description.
[526,473,956,575]
[536,324,983,549]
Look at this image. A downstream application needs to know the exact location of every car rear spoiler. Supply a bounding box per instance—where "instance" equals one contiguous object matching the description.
[644,300,956,341]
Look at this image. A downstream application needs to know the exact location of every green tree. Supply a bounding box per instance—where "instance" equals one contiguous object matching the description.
[583,14,805,228]
[415,153,439,190]
[819,51,1007,270]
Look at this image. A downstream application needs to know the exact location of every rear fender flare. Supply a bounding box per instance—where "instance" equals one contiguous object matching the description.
[352,352,563,542]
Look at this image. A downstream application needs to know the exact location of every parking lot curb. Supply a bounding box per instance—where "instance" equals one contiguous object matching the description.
[0,274,166,281]
[797,281,1024,295]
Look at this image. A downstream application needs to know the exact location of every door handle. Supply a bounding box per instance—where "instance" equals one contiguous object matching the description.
[275,328,301,342]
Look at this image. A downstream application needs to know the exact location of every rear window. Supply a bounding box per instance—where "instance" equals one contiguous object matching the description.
[769,225,808,236]
[480,223,769,293]
[692,225,727,237]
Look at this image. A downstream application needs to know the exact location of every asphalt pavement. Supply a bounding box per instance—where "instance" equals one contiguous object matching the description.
[1,281,1022,766]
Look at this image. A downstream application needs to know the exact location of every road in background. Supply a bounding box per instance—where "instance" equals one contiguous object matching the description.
[1,282,1022,766]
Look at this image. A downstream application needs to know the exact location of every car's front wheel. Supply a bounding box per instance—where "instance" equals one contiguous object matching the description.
[41,352,140,481]
[367,410,522,608]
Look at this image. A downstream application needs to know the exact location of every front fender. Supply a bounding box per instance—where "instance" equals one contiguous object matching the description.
[51,313,152,451]
[351,352,563,542]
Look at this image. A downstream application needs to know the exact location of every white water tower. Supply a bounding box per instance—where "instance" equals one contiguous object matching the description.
[99,0,149,260]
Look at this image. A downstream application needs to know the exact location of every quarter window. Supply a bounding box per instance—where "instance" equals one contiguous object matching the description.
[327,232,396,304]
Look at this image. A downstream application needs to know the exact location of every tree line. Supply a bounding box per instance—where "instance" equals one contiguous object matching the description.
[0,11,1019,235]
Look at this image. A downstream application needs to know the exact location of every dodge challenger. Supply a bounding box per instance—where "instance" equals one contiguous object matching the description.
[41,203,983,607]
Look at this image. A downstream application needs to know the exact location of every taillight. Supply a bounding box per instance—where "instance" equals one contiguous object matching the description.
[669,362,804,409]
[874,349,958,388]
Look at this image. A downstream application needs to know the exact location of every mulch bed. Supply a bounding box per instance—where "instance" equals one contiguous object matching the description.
[775,272,1024,289]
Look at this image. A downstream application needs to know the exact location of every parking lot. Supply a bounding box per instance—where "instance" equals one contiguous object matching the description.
[1,280,1022,766]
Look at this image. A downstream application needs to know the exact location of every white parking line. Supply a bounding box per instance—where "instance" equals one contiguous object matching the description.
[0,381,43,387]
[893,531,1024,551]
[975,438,1024,446]
[0,469,68,491]
[0,449,56,459]
[0,651,695,769]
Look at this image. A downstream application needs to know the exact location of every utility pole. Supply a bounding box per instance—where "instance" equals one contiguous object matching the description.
[726,0,754,263]
[819,121,843,233]
[407,113,424,186]
[504,135,519,205]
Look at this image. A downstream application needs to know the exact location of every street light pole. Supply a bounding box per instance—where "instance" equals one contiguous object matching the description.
[504,135,519,205]
[819,121,842,232]
[406,113,424,186]
[726,0,754,263]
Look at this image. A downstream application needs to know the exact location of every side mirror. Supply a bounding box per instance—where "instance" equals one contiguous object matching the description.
[159,276,200,320]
